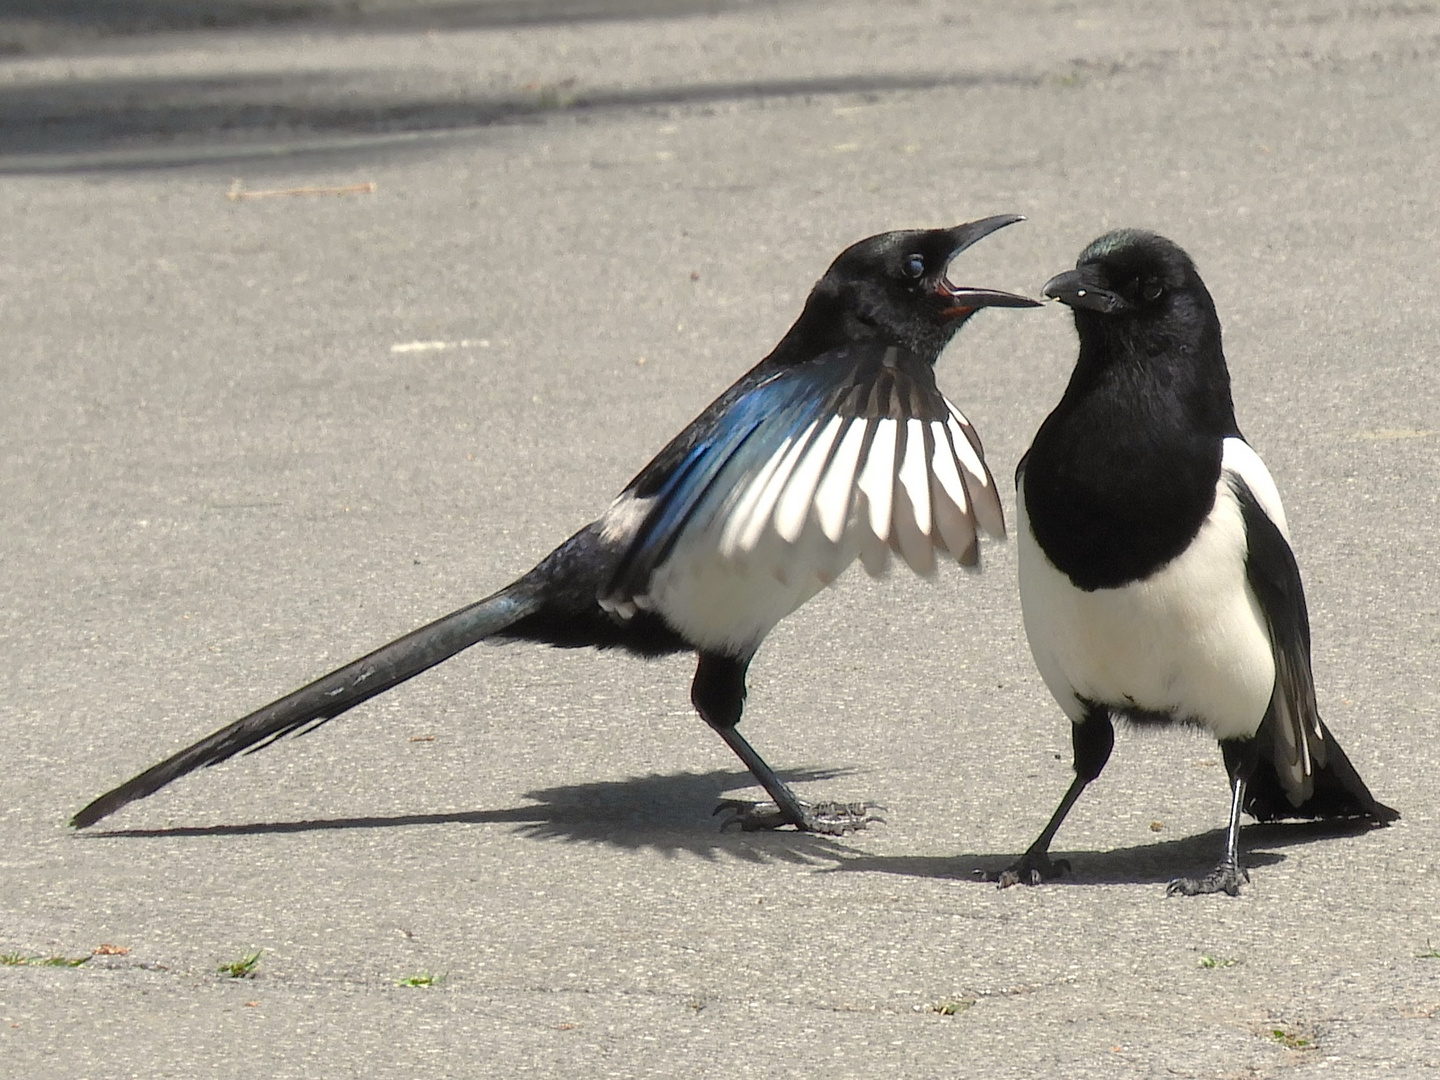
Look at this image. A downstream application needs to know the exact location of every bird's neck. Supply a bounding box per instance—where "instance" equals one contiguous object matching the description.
[764,291,944,367]
[1067,319,1238,438]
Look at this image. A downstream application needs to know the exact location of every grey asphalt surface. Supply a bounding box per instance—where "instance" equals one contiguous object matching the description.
[3,2,1439,1076]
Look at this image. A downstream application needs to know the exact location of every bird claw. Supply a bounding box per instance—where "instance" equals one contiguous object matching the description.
[981,853,1072,889]
[713,798,884,835]
[1166,863,1249,897]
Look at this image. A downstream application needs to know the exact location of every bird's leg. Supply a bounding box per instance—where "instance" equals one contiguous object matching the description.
[991,775,1085,887]
[711,726,879,835]
[693,653,878,835]
[989,707,1114,887]
[1167,739,1256,897]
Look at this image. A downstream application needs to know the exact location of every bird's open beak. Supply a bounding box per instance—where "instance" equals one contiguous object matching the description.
[1042,269,1124,313]
[937,214,1042,316]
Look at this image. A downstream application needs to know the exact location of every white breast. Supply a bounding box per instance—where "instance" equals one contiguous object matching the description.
[1018,445,1277,739]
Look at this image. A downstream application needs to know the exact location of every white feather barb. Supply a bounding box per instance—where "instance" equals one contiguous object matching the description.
[930,425,978,564]
[855,418,899,544]
[721,421,818,558]
[813,419,867,543]
[945,412,1005,539]
[774,415,845,543]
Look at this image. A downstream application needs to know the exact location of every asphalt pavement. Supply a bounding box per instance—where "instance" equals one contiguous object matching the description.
[2,2,1438,1076]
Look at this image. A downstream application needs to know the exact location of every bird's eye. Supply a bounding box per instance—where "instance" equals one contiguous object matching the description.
[1141,280,1165,302]
[903,254,925,279]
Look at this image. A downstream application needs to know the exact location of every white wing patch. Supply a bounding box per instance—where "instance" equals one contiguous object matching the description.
[720,422,816,555]
[775,415,844,543]
[1222,437,1290,541]
[814,419,867,542]
[856,418,898,543]
[716,395,1003,580]
[947,405,1005,539]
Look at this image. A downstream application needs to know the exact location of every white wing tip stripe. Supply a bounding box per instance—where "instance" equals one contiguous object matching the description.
[856,418,898,543]
[940,418,1005,540]
[945,416,988,487]
[945,406,990,489]
[858,516,889,578]
[718,433,794,556]
[774,415,844,543]
[727,421,818,556]
[698,387,1003,591]
[897,418,933,537]
[928,422,970,519]
[814,420,867,543]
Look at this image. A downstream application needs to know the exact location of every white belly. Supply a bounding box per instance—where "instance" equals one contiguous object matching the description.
[644,526,844,655]
[1017,476,1275,740]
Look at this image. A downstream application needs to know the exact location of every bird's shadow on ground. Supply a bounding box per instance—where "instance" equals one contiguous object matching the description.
[820,818,1387,887]
[82,767,863,864]
[82,771,1387,881]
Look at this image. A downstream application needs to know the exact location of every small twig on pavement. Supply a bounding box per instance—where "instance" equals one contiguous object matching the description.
[227,180,376,201]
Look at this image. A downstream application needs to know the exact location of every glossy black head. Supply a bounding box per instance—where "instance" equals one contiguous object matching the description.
[802,215,1040,361]
[1043,229,1221,362]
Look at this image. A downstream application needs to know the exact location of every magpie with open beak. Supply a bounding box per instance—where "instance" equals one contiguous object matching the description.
[999,228,1396,895]
[73,215,1039,832]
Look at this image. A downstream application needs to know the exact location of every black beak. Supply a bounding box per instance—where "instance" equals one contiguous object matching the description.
[938,215,1042,311]
[1043,268,1124,313]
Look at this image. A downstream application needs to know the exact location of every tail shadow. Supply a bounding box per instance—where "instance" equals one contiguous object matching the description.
[76,766,863,864]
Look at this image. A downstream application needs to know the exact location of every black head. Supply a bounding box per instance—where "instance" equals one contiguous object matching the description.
[802,215,1040,361]
[1042,229,1221,359]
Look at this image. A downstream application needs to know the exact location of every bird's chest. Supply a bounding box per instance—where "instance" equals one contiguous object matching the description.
[1022,386,1223,591]
[1017,479,1275,738]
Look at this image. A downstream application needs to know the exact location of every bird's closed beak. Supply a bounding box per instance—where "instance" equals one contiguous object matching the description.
[1042,269,1124,313]
[938,215,1043,316]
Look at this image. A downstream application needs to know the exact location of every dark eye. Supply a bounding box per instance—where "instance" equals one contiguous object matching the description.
[1141,279,1165,302]
[903,254,925,279]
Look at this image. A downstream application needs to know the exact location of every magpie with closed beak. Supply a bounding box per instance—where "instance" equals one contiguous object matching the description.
[73,215,1039,833]
[998,228,1397,896]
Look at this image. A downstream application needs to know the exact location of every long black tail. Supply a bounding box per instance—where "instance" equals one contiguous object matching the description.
[71,582,543,828]
[1246,715,1399,824]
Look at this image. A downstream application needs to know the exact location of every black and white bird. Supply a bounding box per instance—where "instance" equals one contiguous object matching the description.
[999,228,1397,896]
[72,216,1039,833]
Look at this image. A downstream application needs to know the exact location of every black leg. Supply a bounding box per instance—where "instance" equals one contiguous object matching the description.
[989,705,1114,887]
[691,652,877,835]
[1167,738,1257,897]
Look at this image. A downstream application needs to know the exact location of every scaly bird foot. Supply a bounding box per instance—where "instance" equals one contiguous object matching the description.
[1166,862,1249,897]
[713,798,884,835]
[983,851,1072,888]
